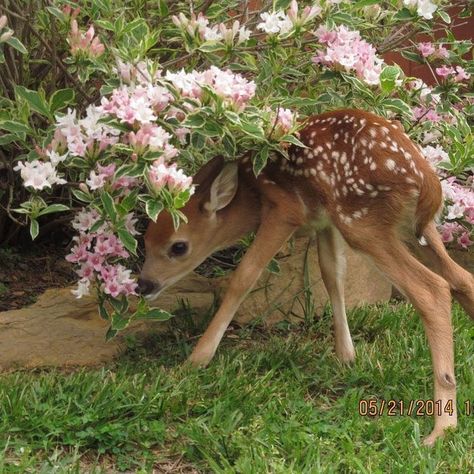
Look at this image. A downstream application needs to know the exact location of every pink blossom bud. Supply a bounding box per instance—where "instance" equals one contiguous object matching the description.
[0,15,7,30]
[0,30,14,42]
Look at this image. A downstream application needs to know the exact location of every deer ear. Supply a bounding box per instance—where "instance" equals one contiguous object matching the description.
[205,162,239,214]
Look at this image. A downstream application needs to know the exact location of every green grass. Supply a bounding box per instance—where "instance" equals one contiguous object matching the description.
[0,302,473,473]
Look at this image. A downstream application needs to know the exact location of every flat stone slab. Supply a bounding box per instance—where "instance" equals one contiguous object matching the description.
[0,238,392,371]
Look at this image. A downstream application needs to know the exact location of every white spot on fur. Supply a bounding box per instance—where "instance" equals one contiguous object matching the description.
[385,159,396,171]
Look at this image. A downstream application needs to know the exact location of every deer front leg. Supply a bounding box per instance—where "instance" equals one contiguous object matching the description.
[188,211,297,367]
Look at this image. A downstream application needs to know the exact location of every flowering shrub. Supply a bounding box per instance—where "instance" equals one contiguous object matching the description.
[0,0,472,335]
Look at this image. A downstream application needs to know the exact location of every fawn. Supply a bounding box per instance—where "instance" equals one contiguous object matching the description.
[138,109,474,445]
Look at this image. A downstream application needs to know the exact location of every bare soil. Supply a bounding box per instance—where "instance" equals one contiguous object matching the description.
[0,244,75,311]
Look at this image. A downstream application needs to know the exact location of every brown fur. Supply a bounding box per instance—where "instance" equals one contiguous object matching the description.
[140,109,474,445]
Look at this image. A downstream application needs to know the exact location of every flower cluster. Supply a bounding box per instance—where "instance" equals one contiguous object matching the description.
[421,146,474,248]
[408,79,444,123]
[172,12,251,47]
[417,42,449,59]
[403,0,437,19]
[14,158,66,191]
[55,105,120,157]
[148,162,194,195]
[439,179,474,248]
[43,62,266,298]
[312,25,384,85]
[257,1,321,36]
[165,66,256,111]
[435,65,471,82]
[67,209,138,298]
[68,20,105,58]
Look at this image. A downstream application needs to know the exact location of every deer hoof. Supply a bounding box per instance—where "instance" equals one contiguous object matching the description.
[187,348,215,367]
[335,345,356,364]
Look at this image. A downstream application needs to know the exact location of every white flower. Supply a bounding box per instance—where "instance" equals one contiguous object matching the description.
[72,278,91,298]
[72,208,101,232]
[403,0,437,19]
[237,26,251,44]
[86,170,106,190]
[129,96,157,124]
[446,203,465,220]
[46,149,68,166]
[148,126,172,151]
[417,0,437,19]
[203,26,223,42]
[257,11,292,35]
[14,160,66,190]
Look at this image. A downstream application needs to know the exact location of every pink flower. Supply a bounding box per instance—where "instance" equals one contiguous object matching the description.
[458,232,473,249]
[68,20,105,57]
[148,161,194,195]
[453,66,470,82]
[72,208,101,232]
[275,108,296,134]
[435,65,454,78]
[14,160,66,190]
[313,25,383,85]
[86,170,107,190]
[417,42,435,57]
[100,264,137,297]
[433,45,449,59]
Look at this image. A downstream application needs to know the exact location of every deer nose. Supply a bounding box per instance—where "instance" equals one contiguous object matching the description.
[137,278,158,296]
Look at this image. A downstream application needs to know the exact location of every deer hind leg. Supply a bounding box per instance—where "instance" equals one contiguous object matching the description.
[342,228,457,445]
[417,222,474,320]
[317,226,355,363]
[188,209,298,367]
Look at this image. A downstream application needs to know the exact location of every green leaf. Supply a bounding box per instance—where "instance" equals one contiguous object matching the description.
[241,120,265,140]
[437,10,451,23]
[394,8,415,20]
[280,135,306,148]
[191,132,206,150]
[120,189,139,212]
[267,258,281,274]
[89,219,105,233]
[381,98,412,117]
[201,120,224,137]
[224,111,241,125]
[71,188,92,203]
[101,192,118,222]
[5,37,27,54]
[380,65,401,94]
[183,114,206,128]
[111,314,130,331]
[253,146,269,176]
[0,120,30,135]
[15,86,51,118]
[50,89,75,113]
[145,198,164,222]
[98,301,110,321]
[137,308,173,321]
[30,219,39,240]
[354,0,379,6]
[0,134,16,145]
[401,50,424,64]
[118,229,137,255]
[222,134,237,156]
[105,327,118,341]
[37,204,70,217]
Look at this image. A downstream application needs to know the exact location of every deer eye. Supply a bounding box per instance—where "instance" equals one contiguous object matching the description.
[169,241,189,257]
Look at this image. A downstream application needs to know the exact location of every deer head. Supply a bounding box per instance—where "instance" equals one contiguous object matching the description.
[138,156,261,299]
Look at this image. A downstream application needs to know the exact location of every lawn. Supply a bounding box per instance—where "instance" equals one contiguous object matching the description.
[0,301,473,473]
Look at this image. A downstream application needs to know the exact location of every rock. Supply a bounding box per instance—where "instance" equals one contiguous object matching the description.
[0,237,392,371]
